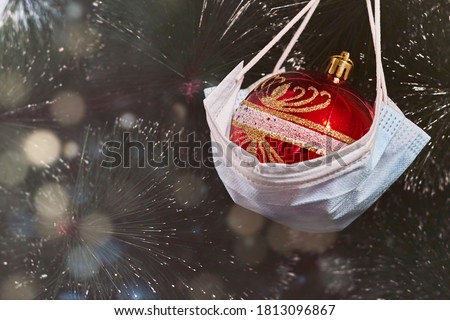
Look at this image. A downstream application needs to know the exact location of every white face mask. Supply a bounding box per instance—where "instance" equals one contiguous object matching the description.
[203,0,430,233]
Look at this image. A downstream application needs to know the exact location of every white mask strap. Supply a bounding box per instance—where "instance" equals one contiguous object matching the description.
[236,0,388,102]
[235,0,320,80]
[366,0,388,101]
[272,0,320,74]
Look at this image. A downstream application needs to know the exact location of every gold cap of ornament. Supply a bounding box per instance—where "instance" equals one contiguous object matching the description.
[325,51,354,81]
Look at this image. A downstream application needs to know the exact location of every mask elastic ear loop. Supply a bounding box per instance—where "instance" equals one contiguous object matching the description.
[237,0,388,103]
[366,0,388,102]
[273,0,320,74]
[274,0,388,102]
[235,0,320,81]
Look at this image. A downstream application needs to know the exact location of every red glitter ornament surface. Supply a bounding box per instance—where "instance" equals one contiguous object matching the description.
[230,71,374,164]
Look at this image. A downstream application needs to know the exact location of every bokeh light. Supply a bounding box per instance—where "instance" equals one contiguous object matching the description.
[50,91,86,126]
[63,141,80,159]
[34,183,70,220]
[0,150,29,187]
[23,130,61,167]
[227,205,266,237]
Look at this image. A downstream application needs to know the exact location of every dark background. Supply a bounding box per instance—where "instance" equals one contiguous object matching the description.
[0,0,448,299]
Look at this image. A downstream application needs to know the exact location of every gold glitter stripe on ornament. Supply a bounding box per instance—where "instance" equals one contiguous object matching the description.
[241,100,356,145]
[232,120,326,157]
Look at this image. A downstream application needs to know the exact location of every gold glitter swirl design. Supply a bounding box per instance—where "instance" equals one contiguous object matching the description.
[257,74,332,113]
[231,122,285,163]
[241,100,356,145]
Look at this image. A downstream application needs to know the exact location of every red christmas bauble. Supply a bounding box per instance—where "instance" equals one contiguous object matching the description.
[230,53,374,164]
